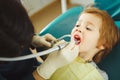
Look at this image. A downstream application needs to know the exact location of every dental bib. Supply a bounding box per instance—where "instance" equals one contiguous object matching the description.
[50,57,104,80]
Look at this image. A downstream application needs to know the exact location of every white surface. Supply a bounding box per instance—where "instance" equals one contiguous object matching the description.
[21,0,55,16]
[61,0,67,13]
[69,0,94,7]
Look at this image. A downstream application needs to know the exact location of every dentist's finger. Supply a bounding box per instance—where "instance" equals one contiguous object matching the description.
[40,38,51,47]
[44,34,57,41]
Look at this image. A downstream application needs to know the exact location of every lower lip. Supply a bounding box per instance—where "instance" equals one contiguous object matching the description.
[75,40,81,45]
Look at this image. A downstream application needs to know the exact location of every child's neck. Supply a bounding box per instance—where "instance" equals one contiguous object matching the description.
[78,53,93,62]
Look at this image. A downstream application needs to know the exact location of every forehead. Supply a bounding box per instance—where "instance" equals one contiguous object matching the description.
[78,13,102,27]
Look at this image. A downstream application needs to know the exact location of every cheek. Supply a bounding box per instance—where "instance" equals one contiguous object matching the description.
[71,28,76,34]
[79,39,97,52]
[83,34,99,47]
[89,36,99,47]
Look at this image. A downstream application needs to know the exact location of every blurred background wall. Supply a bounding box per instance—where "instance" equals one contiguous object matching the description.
[21,0,94,33]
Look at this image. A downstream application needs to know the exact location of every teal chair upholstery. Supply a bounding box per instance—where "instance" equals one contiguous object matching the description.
[94,0,120,21]
[39,6,120,80]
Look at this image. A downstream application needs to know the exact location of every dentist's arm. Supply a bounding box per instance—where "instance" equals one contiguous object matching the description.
[33,42,79,80]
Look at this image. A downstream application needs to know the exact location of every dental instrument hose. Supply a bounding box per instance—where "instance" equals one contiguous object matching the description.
[0,42,69,61]
[0,34,71,61]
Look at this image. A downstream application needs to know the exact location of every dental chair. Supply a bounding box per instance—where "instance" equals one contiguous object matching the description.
[39,6,120,80]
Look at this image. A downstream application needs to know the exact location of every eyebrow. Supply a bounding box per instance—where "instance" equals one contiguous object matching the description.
[77,20,96,27]
[87,21,95,26]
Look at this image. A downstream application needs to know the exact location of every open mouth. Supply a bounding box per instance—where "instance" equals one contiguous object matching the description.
[74,34,81,45]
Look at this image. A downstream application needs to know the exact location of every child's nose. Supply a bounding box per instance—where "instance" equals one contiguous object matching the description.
[76,28,81,33]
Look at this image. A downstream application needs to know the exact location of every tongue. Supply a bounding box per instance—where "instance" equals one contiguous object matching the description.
[74,35,81,45]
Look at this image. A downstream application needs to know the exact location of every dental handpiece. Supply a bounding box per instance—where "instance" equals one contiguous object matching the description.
[0,41,69,61]
[0,34,70,61]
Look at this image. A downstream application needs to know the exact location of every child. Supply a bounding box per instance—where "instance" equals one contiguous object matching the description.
[33,7,120,80]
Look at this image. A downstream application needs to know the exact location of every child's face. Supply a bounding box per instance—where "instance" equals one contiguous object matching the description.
[71,13,103,54]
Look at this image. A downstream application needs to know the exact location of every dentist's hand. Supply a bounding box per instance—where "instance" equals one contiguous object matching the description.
[35,41,79,79]
[31,33,57,48]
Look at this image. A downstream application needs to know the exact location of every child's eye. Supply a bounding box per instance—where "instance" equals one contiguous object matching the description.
[76,25,80,27]
[86,27,92,31]
[86,26,92,31]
